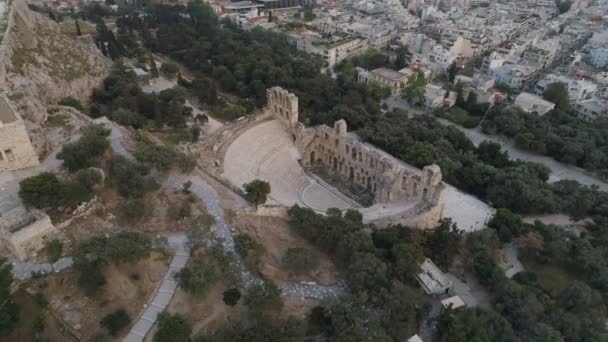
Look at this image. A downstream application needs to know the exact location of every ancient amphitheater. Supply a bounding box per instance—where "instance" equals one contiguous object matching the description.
[207,87,493,230]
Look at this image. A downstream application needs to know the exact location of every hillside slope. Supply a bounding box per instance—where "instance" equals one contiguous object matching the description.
[0,1,111,156]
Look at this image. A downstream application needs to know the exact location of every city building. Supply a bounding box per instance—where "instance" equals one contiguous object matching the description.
[589,47,608,69]
[573,98,608,121]
[288,32,368,67]
[417,258,453,295]
[535,74,598,101]
[357,67,411,96]
[440,296,466,310]
[514,92,555,115]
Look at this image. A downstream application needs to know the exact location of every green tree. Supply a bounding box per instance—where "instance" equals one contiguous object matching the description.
[243,179,271,206]
[154,312,191,342]
[44,239,63,263]
[438,307,515,342]
[0,259,18,336]
[244,280,283,317]
[222,288,241,306]
[543,82,570,110]
[19,172,63,209]
[57,125,110,172]
[401,70,426,105]
[101,309,131,336]
[160,63,179,79]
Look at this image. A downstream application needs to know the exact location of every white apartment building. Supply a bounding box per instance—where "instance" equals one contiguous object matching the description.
[588,48,608,69]
[288,33,368,68]
[534,74,598,101]
[514,92,555,115]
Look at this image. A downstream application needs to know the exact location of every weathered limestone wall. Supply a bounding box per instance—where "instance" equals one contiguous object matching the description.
[364,186,446,229]
[298,120,443,205]
[266,87,299,130]
[2,211,59,260]
[0,95,39,171]
[237,205,290,219]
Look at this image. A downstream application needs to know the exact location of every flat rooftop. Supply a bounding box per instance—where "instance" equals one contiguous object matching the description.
[0,96,17,124]
[371,67,409,82]
[417,258,452,294]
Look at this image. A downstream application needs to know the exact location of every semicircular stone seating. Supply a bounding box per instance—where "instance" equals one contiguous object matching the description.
[223,120,351,211]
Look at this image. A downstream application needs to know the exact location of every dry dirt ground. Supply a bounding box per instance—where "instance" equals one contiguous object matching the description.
[163,283,320,339]
[61,184,213,245]
[0,288,76,342]
[8,251,170,341]
[233,214,340,286]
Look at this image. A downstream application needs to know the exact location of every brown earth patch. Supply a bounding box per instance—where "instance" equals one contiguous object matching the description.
[22,251,169,341]
[233,214,340,286]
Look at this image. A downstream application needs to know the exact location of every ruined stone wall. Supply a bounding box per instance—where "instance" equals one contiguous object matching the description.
[296,120,442,205]
[1,211,59,260]
[0,96,39,171]
[266,87,299,130]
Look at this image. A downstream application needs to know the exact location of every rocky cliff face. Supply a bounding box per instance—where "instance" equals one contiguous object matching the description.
[0,1,111,157]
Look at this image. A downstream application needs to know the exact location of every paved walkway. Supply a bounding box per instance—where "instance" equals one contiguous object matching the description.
[503,242,524,278]
[123,234,189,342]
[11,257,74,280]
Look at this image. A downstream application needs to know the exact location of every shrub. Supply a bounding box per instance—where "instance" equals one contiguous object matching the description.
[244,280,283,317]
[134,142,195,173]
[44,239,63,263]
[109,156,159,198]
[222,288,241,306]
[177,252,221,300]
[160,63,179,78]
[75,232,152,263]
[19,172,63,209]
[243,179,271,205]
[154,312,191,342]
[111,108,146,129]
[75,259,105,296]
[57,125,110,172]
[167,201,191,220]
[282,248,320,275]
[120,198,152,223]
[100,309,131,336]
[58,96,84,111]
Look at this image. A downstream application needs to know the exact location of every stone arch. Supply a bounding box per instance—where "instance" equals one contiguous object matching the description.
[310,151,316,164]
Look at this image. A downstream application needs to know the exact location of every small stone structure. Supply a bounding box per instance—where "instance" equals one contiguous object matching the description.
[0,192,59,260]
[0,94,39,172]
[264,86,445,228]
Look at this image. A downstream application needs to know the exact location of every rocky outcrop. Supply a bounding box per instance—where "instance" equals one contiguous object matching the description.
[0,0,111,157]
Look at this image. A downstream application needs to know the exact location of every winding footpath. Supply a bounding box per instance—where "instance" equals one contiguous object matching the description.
[123,174,344,342]
[167,174,345,298]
